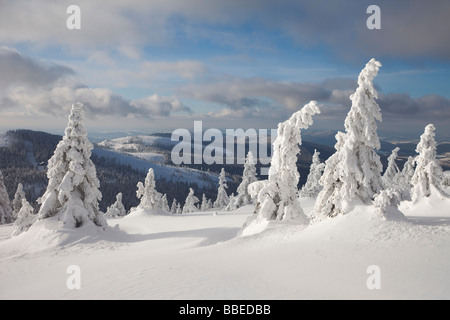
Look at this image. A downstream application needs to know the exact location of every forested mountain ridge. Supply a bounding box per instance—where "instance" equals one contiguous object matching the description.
[0,130,221,212]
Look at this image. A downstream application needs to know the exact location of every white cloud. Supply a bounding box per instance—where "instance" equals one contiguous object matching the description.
[4,86,190,119]
[0,47,191,119]
[131,94,192,117]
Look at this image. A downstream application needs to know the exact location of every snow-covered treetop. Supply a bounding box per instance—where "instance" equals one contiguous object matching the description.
[300,149,325,198]
[411,123,446,201]
[269,100,321,185]
[416,124,438,155]
[383,147,400,181]
[65,102,88,139]
[346,58,382,150]
[357,58,382,91]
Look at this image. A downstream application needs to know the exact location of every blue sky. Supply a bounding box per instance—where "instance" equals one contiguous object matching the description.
[0,0,449,140]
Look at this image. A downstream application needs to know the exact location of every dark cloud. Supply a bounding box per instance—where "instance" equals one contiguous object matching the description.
[416,94,450,118]
[0,46,74,88]
[256,0,450,61]
[2,1,449,61]
[378,93,422,116]
[178,74,450,127]
[179,76,331,111]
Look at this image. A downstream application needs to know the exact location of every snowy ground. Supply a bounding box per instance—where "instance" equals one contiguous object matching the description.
[1,199,450,300]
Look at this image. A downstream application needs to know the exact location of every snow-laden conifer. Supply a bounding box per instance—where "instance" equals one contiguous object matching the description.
[214,168,229,209]
[443,171,450,187]
[182,188,199,214]
[136,168,162,210]
[160,194,170,212]
[411,124,447,202]
[200,194,212,211]
[227,151,258,210]
[246,100,320,226]
[400,156,415,187]
[390,155,416,201]
[225,193,236,211]
[300,149,325,198]
[37,103,106,228]
[373,189,405,221]
[0,170,13,224]
[171,198,178,214]
[12,183,26,219]
[105,193,127,218]
[313,59,384,222]
[383,147,400,187]
[12,199,36,236]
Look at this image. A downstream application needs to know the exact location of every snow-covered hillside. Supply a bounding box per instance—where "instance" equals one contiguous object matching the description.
[1,201,450,299]
[0,133,12,148]
[92,148,218,188]
[99,135,177,152]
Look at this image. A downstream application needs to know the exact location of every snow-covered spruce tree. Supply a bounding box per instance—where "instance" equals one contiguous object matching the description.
[105,193,127,218]
[443,171,450,187]
[225,193,236,211]
[12,183,26,219]
[182,188,199,214]
[214,168,229,209]
[227,151,258,210]
[312,59,384,222]
[200,193,211,211]
[383,147,400,188]
[389,155,415,202]
[171,198,178,214]
[0,170,14,224]
[136,168,162,210]
[373,188,404,221]
[37,103,106,228]
[246,101,321,225]
[411,124,447,202]
[12,199,37,236]
[161,194,170,212]
[312,132,347,220]
[400,156,415,187]
[299,149,325,198]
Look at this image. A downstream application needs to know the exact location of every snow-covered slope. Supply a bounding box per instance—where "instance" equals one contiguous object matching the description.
[98,135,177,151]
[0,133,12,148]
[1,202,450,300]
[92,148,217,187]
